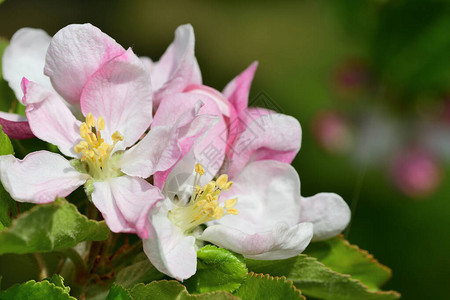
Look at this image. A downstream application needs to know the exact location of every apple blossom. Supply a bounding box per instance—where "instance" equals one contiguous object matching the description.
[312,110,353,153]
[179,63,303,178]
[143,157,350,280]
[0,23,212,239]
[143,65,350,280]
[390,148,442,198]
[0,23,200,139]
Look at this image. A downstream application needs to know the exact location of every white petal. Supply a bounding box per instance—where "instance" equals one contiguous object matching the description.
[0,151,87,203]
[22,80,82,158]
[2,28,52,101]
[143,199,197,280]
[300,193,351,241]
[120,126,180,178]
[200,222,313,260]
[212,160,302,234]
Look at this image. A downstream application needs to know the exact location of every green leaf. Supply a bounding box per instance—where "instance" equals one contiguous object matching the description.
[0,126,13,155]
[114,253,165,289]
[0,126,16,229]
[130,281,239,300]
[0,198,109,255]
[45,274,71,294]
[304,235,392,289]
[184,245,247,294]
[0,279,76,299]
[246,255,400,300]
[105,284,133,300]
[234,272,305,300]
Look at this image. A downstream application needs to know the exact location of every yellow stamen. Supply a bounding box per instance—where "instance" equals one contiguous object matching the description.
[97,116,105,131]
[225,198,238,209]
[80,123,89,138]
[195,163,205,175]
[226,208,239,215]
[86,113,95,128]
[168,163,239,233]
[74,113,124,170]
[216,174,228,189]
[112,131,124,142]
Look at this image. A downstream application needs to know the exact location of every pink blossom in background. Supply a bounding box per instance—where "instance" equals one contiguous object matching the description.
[390,148,443,198]
[312,110,353,154]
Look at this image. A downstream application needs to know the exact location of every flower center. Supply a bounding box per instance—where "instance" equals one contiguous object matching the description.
[74,113,123,179]
[168,163,239,233]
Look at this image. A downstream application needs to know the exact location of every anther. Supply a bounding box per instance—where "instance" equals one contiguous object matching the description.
[216,174,228,189]
[195,163,205,175]
[225,198,238,209]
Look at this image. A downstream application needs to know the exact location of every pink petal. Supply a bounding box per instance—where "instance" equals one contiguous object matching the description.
[120,103,203,179]
[143,199,197,280]
[152,91,227,188]
[226,107,274,154]
[225,113,301,178]
[2,28,52,101]
[184,84,231,117]
[80,48,152,149]
[0,112,34,139]
[92,176,164,239]
[222,61,258,115]
[44,23,125,107]
[22,79,82,158]
[0,151,88,203]
[300,193,351,241]
[201,222,313,260]
[151,24,202,106]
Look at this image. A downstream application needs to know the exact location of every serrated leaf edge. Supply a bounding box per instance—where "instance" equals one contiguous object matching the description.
[246,272,306,300]
[299,255,401,298]
[337,235,392,280]
[108,284,133,299]
[131,280,239,299]
[1,279,76,299]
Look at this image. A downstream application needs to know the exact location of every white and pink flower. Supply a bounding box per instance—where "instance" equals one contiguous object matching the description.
[0,23,201,139]
[142,63,351,280]
[0,24,209,239]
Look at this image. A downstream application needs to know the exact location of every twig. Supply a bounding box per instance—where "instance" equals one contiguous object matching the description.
[33,253,48,280]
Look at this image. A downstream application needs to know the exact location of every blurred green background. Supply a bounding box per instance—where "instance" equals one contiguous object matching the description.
[1,0,449,298]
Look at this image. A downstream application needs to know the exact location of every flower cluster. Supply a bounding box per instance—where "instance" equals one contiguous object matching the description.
[0,24,350,280]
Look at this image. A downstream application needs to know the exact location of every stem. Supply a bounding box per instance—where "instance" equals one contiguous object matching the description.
[111,240,143,268]
[33,253,48,280]
[56,248,87,284]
